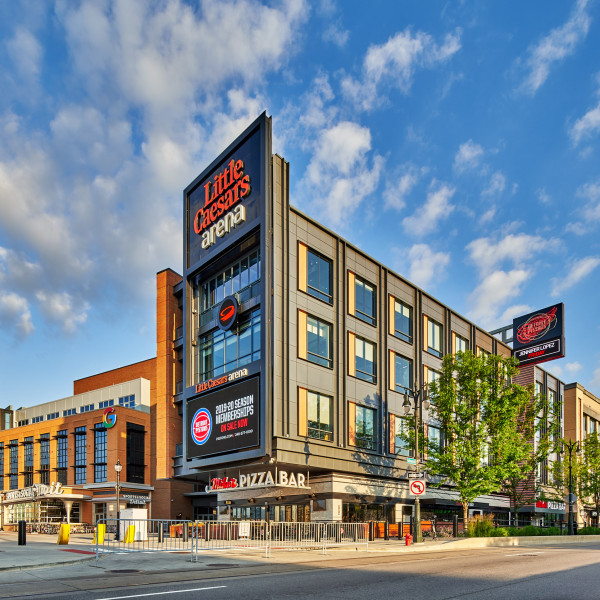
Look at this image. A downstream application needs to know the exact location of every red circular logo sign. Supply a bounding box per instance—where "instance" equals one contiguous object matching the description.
[218,296,238,331]
[191,408,212,445]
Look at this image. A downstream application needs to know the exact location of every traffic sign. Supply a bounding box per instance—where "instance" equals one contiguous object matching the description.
[407,457,416,465]
[409,480,426,496]
[408,472,425,479]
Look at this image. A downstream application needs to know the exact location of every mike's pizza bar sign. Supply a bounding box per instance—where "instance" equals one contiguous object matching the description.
[187,375,260,460]
[185,114,268,268]
[512,303,565,366]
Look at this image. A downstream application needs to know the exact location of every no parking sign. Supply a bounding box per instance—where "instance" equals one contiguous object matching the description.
[409,480,426,496]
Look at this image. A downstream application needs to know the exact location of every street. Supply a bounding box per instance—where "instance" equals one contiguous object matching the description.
[2,544,600,600]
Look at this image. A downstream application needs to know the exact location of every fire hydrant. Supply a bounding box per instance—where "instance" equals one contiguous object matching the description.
[405,533,413,546]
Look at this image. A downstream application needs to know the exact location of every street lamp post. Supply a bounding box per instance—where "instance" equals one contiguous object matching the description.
[563,440,580,536]
[114,460,122,541]
[403,385,430,544]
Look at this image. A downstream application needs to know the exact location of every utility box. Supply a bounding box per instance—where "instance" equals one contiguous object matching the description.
[120,508,148,541]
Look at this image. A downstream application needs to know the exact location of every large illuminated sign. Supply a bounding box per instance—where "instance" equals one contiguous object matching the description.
[512,303,565,366]
[5,482,64,501]
[187,376,260,459]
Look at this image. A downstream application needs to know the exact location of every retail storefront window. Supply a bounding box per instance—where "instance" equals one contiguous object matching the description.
[196,308,261,383]
[56,430,68,485]
[127,423,145,484]
[94,425,107,483]
[307,391,333,441]
[354,336,376,383]
[306,314,332,368]
[306,247,333,304]
[9,440,18,490]
[427,318,443,357]
[354,276,376,326]
[392,298,412,343]
[354,405,376,450]
[74,427,87,485]
[24,436,34,487]
[39,433,50,486]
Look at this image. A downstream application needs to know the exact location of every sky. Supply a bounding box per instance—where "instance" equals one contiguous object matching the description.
[1,0,600,408]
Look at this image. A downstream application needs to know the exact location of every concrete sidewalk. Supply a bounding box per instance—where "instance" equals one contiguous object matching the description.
[1,530,600,574]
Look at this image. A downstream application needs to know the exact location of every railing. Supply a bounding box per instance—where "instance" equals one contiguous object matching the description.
[3,522,94,534]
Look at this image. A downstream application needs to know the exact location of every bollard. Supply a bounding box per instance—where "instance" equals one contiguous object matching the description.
[384,521,389,541]
[183,523,189,543]
[368,521,374,542]
[453,514,459,537]
[158,524,164,544]
[18,520,26,546]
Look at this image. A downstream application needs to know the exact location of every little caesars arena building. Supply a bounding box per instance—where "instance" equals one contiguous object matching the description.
[176,113,523,524]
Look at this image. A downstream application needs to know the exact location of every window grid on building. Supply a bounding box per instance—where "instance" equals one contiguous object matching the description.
[39,433,50,486]
[94,425,107,483]
[99,400,114,409]
[24,436,34,487]
[74,427,87,485]
[455,334,468,353]
[9,441,18,490]
[0,442,4,491]
[118,395,135,408]
[307,391,333,441]
[306,248,332,304]
[63,409,76,417]
[354,336,376,383]
[392,299,413,343]
[31,416,44,424]
[306,315,332,368]
[354,276,376,326]
[354,405,376,450]
[47,412,59,421]
[56,430,68,485]
[427,318,443,357]
[393,354,413,394]
[80,403,95,413]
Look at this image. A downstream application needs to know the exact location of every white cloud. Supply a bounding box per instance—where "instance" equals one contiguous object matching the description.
[482,172,506,197]
[566,362,583,375]
[454,140,484,173]
[519,0,591,95]
[6,27,42,81]
[551,256,600,297]
[0,291,33,336]
[570,102,600,145]
[402,182,455,237]
[383,164,424,211]
[341,28,461,110]
[537,188,551,204]
[304,122,384,225]
[323,23,349,47]
[566,180,600,234]
[35,291,90,335]
[406,244,450,289]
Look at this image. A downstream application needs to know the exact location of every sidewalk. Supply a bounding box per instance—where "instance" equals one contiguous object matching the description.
[1,530,600,574]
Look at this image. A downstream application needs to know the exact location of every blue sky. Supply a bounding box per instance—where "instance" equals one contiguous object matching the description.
[1,0,600,407]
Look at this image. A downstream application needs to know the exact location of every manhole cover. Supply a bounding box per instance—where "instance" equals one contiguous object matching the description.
[206,563,237,568]
[110,569,140,573]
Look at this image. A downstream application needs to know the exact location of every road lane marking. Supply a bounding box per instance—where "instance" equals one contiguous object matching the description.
[97,586,226,599]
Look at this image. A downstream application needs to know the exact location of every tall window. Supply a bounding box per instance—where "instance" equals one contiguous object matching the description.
[394,416,411,456]
[392,299,413,343]
[306,248,332,304]
[354,405,376,450]
[0,442,4,491]
[39,434,50,485]
[354,336,376,383]
[127,423,145,484]
[200,249,260,312]
[94,425,107,483]
[392,353,413,393]
[196,308,261,383]
[57,430,68,485]
[354,276,376,325]
[74,427,87,485]
[307,391,333,441]
[24,436,34,487]
[455,334,468,353]
[428,425,443,452]
[427,318,443,357]
[9,441,18,490]
[305,314,332,368]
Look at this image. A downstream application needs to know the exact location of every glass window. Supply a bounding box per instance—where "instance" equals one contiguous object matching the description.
[94,426,107,483]
[394,354,413,393]
[394,417,411,456]
[127,423,145,484]
[39,433,50,486]
[74,427,87,485]
[196,308,261,383]
[307,249,332,304]
[427,318,443,357]
[306,315,332,368]
[354,276,376,325]
[427,368,440,386]
[0,442,3,491]
[24,436,34,487]
[57,430,68,485]
[393,299,413,343]
[428,425,443,452]
[455,335,468,353]
[355,336,376,383]
[9,441,18,490]
[307,391,333,441]
[118,395,135,408]
[355,405,376,450]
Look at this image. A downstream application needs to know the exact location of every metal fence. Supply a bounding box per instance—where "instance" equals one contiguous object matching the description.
[94,519,369,561]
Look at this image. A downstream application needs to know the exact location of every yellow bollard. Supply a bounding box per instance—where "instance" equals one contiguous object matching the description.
[124,524,136,543]
[56,523,70,545]
[92,523,106,545]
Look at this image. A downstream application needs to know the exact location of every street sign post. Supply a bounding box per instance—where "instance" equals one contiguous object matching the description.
[409,480,426,496]
[408,472,425,479]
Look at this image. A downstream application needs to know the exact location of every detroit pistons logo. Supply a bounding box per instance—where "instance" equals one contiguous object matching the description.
[191,408,212,445]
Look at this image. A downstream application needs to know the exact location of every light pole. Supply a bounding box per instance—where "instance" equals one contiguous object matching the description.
[402,385,430,543]
[114,460,122,540]
[563,440,580,536]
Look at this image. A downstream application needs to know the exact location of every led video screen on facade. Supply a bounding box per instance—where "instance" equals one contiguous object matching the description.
[187,376,260,460]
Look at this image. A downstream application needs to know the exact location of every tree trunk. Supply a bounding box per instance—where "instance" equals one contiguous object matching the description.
[462,502,469,535]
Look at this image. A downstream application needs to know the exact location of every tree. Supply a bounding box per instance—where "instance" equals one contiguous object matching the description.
[426,351,534,526]
[579,432,600,527]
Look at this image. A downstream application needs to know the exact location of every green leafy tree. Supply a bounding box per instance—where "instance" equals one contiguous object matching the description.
[426,351,534,526]
[579,432,600,526]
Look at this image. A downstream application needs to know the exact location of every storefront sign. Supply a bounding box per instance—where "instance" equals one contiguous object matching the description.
[5,482,64,501]
[512,303,565,366]
[187,376,260,459]
[122,494,149,505]
[217,296,238,331]
[535,500,566,510]
[203,469,307,492]
[195,367,248,395]
[103,406,117,428]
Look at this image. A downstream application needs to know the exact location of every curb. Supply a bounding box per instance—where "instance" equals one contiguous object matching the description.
[0,554,97,573]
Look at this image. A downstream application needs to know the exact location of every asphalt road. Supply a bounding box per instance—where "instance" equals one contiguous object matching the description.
[5,544,600,600]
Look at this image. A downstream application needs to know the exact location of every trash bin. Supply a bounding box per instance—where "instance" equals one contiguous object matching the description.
[405,533,413,546]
